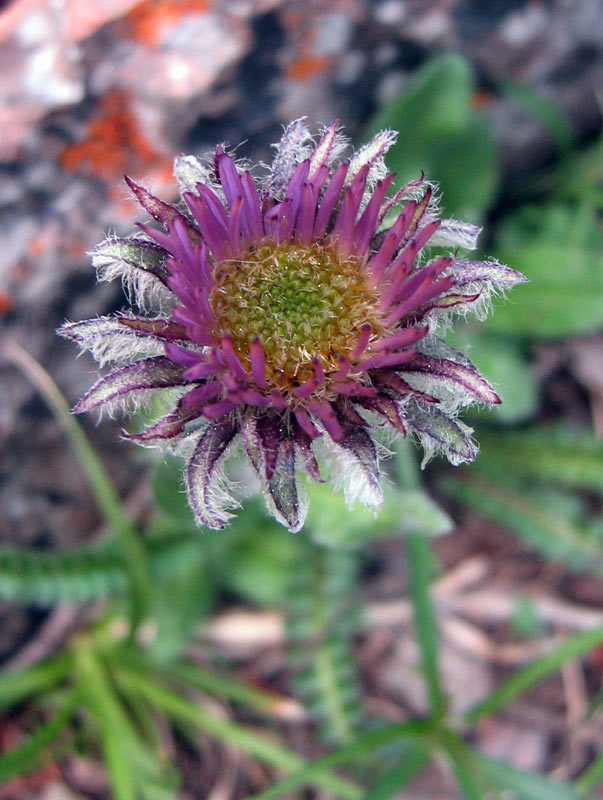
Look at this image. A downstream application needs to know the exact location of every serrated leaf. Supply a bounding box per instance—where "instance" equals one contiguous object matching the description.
[477,426,603,492]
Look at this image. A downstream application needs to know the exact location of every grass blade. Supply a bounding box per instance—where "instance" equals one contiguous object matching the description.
[0,655,71,712]
[365,744,431,800]
[407,534,446,716]
[4,340,152,628]
[464,626,603,724]
[117,666,364,800]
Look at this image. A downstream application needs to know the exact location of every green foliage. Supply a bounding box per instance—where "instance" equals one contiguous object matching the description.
[440,472,603,577]
[306,481,453,548]
[366,53,499,220]
[287,539,363,745]
[477,426,603,492]
[486,201,603,337]
[0,534,204,607]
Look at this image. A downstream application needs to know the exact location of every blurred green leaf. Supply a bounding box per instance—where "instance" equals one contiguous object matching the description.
[440,473,603,577]
[307,482,453,549]
[365,744,431,799]
[149,552,214,661]
[366,53,499,220]
[476,753,577,799]
[152,456,196,526]
[464,625,603,723]
[487,202,603,337]
[497,77,574,156]
[220,516,298,606]
[476,426,603,493]
[0,655,71,712]
[448,331,538,423]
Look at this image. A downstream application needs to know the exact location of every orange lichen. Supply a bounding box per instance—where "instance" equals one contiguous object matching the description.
[60,91,159,180]
[126,0,208,47]
[286,55,331,82]
[0,292,14,315]
[471,90,494,110]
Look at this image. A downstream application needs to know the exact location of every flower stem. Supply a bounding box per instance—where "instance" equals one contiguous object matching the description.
[4,340,153,632]
[396,440,446,718]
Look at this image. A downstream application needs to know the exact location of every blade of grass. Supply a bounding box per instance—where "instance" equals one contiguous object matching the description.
[396,441,446,718]
[248,720,435,800]
[464,626,603,724]
[407,534,446,717]
[0,654,71,712]
[437,730,492,800]
[4,340,152,629]
[131,657,302,720]
[476,753,577,800]
[74,644,141,800]
[364,744,432,800]
[0,690,78,782]
[117,666,364,800]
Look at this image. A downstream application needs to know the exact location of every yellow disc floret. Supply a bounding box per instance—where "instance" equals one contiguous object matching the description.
[210,239,385,390]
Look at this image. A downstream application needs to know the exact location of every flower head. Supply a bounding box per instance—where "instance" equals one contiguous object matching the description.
[59,119,526,531]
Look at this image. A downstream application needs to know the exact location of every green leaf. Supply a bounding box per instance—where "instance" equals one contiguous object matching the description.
[447,332,538,423]
[287,541,363,746]
[365,53,499,220]
[118,667,363,800]
[407,535,446,717]
[476,753,577,800]
[439,473,603,577]
[497,78,574,155]
[0,533,206,606]
[247,720,433,800]
[464,626,603,723]
[306,482,453,549]
[365,745,431,800]
[476,426,603,493]
[0,655,71,711]
[487,202,603,337]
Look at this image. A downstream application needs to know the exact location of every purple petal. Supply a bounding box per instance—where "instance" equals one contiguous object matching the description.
[186,416,239,529]
[371,325,428,352]
[181,382,222,408]
[125,176,201,242]
[308,401,344,442]
[220,336,248,380]
[385,276,455,326]
[357,348,418,372]
[313,162,349,238]
[294,407,322,440]
[332,382,378,397]
[293,421,323,482]
[353,174,394,257]
[249,338,267,388]
[203,398,239,420]
[73,357,187,414]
